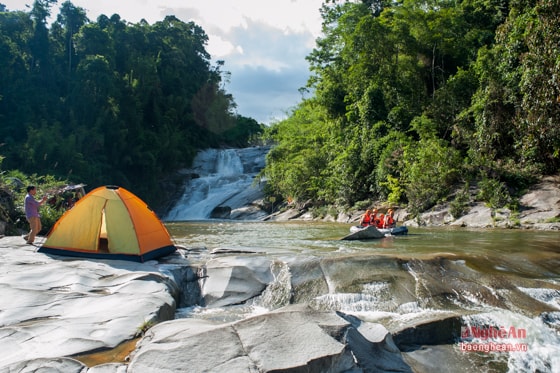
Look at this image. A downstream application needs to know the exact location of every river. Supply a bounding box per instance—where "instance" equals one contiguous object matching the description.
[161,147,559,371]
[165,221,560,372]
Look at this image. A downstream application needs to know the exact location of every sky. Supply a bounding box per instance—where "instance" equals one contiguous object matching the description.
[3,0,325,124]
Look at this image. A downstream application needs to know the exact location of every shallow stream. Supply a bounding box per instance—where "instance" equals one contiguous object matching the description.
[166,221,560,372]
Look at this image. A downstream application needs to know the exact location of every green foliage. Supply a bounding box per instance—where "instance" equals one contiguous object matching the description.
[450,183,470,219]
[381,175,404,204]
[476,178,511,209]
[222,115,265,147]
[261,100,331,203]
[0,5,263,207]
[39,204,64,234]
[0,171,68,233]
[262,0,558,214]
[467,0,560,174]
[136,319,156,337]
[3,0,556,216]
[402,138,462,214]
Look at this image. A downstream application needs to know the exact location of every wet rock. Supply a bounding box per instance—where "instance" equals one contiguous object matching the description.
[129,318,258,372]
[211,247,258,254]
[449,204,496,228]
[266,208,308,221]
[274,175,560,231]
[2,229,559,372]
[338,312,413,372]
[541,311,560,333]
[519,175,560,228]
[210,205,232,218]
[230,199,270,220]
[163,264,202,308]
[404,257,509,309]
[401,344,508,373]
[391,316,463,350]
[288,257,330,303]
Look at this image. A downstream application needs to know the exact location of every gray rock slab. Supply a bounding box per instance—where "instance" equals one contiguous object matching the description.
[130,318,258,372]
[235,304,354,372]
[0,237,178,369]
[519,175,560,226]
[2,357,87,373]
[129,304,358,373]
[401,344,506,373]
[343,321,413,372]
[201,256,273,307]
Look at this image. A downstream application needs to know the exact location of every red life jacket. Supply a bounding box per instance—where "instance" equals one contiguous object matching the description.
[373,214,383,228]
[361,214,373,226]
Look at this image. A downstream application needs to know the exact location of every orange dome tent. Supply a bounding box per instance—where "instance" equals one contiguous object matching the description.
[39,186,176,262]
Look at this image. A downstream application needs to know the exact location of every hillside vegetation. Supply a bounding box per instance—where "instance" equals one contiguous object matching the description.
[261,0,560,216]
[0,1,263,207]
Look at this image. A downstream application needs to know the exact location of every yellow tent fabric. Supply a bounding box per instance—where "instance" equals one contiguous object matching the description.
[39,186,176,262]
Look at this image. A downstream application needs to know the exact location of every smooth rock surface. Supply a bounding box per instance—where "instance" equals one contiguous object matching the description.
[129,304,385,372]
[0,237,178,369]
[1,224,558,372]
[200,256,273,307]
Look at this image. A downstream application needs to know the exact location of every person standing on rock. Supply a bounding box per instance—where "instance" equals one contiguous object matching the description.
[23,185,47,245]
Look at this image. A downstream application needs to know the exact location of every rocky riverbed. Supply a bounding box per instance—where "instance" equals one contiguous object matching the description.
[269,175,560,231]
[0,176,558,372]
[1,226,559,372]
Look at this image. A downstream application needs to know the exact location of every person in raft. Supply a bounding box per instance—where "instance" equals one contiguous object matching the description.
[375,210,385,228]
[23,185,47,245]
[383,209,396,229]
[360,208,382,227]
[360,209,374,227]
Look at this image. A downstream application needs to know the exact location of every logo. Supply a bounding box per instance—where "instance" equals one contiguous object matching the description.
[459,325,528,353]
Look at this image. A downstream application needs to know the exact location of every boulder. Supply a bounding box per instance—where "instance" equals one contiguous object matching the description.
[519,175,560,228]
[210,205,232,219]
[200,256,274,307]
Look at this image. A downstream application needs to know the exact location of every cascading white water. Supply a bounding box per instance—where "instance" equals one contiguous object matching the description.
[164,147,270,221]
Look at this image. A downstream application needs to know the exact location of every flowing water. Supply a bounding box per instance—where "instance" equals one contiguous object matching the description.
[165,221,560,372]
[164,147,269,221]
[162,148,560,372]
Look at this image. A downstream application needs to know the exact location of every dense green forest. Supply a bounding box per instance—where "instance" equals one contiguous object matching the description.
[262,0,560,216]
[0,0,263,207]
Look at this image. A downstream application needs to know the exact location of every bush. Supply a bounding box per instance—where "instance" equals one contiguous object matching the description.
[450,184,470,219]
[477,178,511,208]
[1,172,69,234]
[403,138,462,215]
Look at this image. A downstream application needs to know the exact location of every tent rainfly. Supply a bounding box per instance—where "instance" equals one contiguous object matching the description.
[39,185,176,262]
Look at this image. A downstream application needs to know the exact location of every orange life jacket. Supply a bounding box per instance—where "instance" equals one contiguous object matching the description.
[384,215,395,228]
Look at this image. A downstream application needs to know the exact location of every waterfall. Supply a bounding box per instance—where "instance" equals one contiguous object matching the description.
[164,146,270,221]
